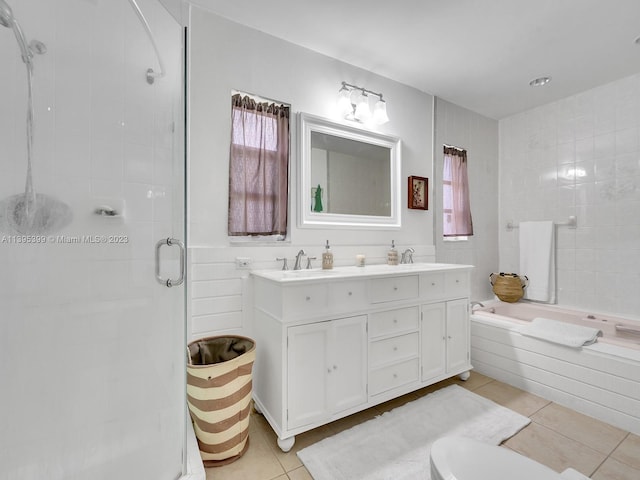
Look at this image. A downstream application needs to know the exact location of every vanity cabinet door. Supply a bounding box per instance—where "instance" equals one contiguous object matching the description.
[420,300,470,382]
[445,299,470,373]
[420,302,446,381]
[287,322,331,429]
[287,315,367,430]
[328,315,368,413]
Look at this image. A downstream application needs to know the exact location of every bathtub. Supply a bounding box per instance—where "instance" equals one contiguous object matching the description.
[470,301,640,435]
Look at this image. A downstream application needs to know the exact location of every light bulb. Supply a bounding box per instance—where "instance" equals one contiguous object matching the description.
[372,99,389,124]
[337,86,353,117]
[354,92,371,122]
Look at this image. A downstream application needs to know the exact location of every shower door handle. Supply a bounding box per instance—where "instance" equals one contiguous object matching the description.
[155,237,185,287]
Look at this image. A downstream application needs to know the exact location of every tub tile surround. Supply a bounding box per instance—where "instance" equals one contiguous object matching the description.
[204,373,640,480]
[499,72,640,318]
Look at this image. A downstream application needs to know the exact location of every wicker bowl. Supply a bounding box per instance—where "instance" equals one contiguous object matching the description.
[489,272,528,303]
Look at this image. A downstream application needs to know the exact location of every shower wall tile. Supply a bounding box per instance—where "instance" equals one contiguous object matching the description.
[0,0,185,476]
[500,72,640,319]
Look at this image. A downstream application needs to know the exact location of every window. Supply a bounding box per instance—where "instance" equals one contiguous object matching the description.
[228,93,290,240]
[443,145,473,239]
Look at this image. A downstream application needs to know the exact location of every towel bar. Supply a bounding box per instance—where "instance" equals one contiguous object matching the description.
[506,216,577,232]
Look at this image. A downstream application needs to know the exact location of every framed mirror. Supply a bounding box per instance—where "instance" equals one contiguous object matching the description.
[299,113,401,229]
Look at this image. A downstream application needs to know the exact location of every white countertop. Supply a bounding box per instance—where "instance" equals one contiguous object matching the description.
[251,262,474,283]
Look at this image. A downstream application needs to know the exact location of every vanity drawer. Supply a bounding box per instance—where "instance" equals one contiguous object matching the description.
[421,272,446,300]
[369,357,419,396]
[328,280,368,312]
[369,332,419,368]
[282,284,328,317]
[445,271,469,297]
[369,275,419,303]
[369,306,419,339]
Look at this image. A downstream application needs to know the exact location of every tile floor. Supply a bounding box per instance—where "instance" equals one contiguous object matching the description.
[204,373,640,480]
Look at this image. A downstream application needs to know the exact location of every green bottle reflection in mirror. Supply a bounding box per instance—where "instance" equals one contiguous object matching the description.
[313,184,323,212]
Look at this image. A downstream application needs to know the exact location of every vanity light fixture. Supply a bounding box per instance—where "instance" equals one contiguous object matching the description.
[529,76,552,87]
[337,84,353,116]
[354,91,372,122]
[337,81,389,125]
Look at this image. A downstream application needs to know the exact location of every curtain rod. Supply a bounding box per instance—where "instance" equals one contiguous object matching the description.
[443,144,466,151]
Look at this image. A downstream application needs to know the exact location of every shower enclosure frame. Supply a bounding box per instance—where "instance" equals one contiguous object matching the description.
[0,0,191,478]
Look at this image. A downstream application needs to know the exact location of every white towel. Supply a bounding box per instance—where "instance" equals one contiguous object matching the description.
[519,221,555,303]
[516,317,602,348]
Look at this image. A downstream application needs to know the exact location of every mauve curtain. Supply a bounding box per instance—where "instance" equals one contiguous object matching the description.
[228,94,289,236]
[443,146,473,237]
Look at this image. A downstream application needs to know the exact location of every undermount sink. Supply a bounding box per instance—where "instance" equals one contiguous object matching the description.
[280,269,342,278]
[252,262,473,282]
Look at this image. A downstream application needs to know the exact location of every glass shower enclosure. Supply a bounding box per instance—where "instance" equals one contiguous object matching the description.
[0,0,187,478]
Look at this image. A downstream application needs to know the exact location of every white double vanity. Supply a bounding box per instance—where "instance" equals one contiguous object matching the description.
[251,263,473,451]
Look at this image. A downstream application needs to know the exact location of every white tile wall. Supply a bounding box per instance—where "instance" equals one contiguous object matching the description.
[434,98,500,302]
[499,73,640,318]
[188,9,438,339]
[188,244,436,339]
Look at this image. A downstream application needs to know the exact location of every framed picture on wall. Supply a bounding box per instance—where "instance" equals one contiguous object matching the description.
[408,176,428,210]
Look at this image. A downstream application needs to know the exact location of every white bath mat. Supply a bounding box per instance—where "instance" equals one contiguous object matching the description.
[297,384,531,480]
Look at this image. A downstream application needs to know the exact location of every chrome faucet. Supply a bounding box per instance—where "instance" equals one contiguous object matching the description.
[400,248,415,264]
[293,249,306,270]
[470,301,485,311]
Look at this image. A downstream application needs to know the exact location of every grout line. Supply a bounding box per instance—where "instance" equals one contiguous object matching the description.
[590,452,609,478]
[605,432,640,471]
[526,398,552,418]
[526,414,610,473]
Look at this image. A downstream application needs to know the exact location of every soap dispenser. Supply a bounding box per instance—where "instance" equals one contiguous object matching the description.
[322,240,334,270]
[387,240,398,265]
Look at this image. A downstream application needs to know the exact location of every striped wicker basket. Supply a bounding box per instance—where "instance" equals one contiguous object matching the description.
[489,272,528,303]
[187,335,256,467]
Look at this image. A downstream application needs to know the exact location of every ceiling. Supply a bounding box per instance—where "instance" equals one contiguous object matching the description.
[189,0,640,120]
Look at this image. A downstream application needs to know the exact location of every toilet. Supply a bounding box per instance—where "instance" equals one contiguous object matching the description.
[430,436,588,480]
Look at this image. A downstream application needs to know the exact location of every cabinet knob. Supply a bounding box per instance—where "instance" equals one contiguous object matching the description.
[431,282,436,286]
[448,335,452,339]
[393,286,398,291]
[306,296,311,301]
[393,346,398,351]
[442,336,446,340]
[393,373,398,378]
[333,365,337,370]
[327,368,332,373]
[348,291,352,296]
[393,318,398,323]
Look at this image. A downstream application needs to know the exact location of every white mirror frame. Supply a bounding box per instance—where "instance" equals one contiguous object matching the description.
[298,113,402,229]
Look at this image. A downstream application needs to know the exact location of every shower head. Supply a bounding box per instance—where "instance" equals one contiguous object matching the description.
[0,0,32,65]
[0,0,15,28]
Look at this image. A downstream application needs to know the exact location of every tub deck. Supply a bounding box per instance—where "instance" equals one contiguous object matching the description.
[471,301,640,435]
[473,301,640,351]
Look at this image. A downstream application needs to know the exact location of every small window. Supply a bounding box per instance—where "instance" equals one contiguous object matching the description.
[443,145,473,240]
[228,92,290,241]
